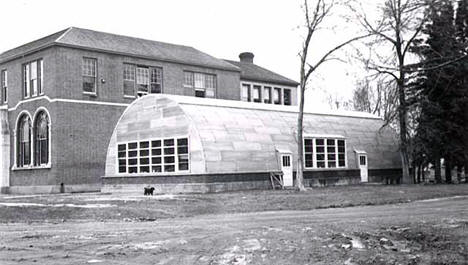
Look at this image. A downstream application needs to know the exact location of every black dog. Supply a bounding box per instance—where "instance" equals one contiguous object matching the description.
[144,187,155,196]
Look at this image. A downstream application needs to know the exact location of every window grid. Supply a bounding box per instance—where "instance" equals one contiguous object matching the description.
[241,82,291,105]
[82,58,97,94]
[117,137,189,174]
[304,137,346,169]
[183,71,216,98]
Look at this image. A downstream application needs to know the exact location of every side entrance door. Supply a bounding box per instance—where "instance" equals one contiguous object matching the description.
[281,154,293,187]
[359,154,368,182]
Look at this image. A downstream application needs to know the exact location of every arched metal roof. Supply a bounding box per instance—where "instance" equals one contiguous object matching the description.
[105,95,400,177]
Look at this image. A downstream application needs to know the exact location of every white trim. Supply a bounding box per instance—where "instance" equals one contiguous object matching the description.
[354,149,367,154]
[32,107,52,168]
[303,133,346,139]
[240,81,294,106]
[82,91,97,96]
[160,94,380,120]
[7,95,130,112]
[55,27,73,42]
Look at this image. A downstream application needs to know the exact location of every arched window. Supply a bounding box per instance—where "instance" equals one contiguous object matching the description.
[17,114,31,167]
[34,111,49,166]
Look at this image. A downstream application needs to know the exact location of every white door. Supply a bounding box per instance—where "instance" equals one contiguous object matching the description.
[359,155,368,182]
[281,154,293,187]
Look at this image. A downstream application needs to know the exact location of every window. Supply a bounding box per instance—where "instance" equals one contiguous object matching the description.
[123,64,163,97]
[263,86,271,103]
[282,155,291,167]
[136,67,149,96]
[304,139,314,167]
[359,155,366,166]
[253,85,261,102]
[22,59,43,98]
[117,137,189,174]
[184,71,216,98]
[17,115,31,167]
[34,111,49,166]
[123,64,135,96]
[283,89,291,105]
[150,67,163,94]
[82,58,97,94]
[1,70,6,103]
[274,88,282,104]
[304,137,346,169]
[241,84,251,102]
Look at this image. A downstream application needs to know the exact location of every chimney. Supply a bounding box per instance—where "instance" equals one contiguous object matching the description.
[239,52,254,63]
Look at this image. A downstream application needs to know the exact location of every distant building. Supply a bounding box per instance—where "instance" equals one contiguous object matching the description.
[0,27,301,193]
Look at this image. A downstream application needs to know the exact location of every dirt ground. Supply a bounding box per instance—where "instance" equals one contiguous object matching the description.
[0,184,467,265]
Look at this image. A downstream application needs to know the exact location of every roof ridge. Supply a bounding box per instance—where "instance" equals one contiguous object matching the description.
[60,27,196,50]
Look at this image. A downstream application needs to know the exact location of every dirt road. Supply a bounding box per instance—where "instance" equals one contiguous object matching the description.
[1,196,467,265]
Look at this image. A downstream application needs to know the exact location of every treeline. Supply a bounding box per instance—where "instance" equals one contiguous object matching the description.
[410,0,468,183]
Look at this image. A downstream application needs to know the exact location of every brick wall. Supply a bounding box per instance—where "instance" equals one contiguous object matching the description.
[53,47,241,102]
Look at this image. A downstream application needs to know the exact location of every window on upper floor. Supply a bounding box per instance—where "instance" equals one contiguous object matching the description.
[82,57,97,94]
[304,137,346,169]
[1,70,7,104]
[23,59,43,98]
[273,87,281,105]
[184,71,216,98]
[252,85,261,103]
[241,82,294,106]
[283,89,291,106]
[263,86,271,104]
[123,64,162,97]
[241,84,250,102]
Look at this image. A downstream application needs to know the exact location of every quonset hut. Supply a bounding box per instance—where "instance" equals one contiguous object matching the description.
[103,94,401,193]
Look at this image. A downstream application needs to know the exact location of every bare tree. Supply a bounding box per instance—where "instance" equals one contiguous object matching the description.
[296,0,369,190]
[350,0,435,184]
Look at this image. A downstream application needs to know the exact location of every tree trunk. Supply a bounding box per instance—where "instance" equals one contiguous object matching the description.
[456,166,462,183]
[397,78,412,184]
[434,157,442,183]
[296,71,306,191]
[417,164,422,183]
[445,159,452,184]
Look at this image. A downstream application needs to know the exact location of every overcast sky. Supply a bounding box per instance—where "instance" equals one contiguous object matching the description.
[0,0,378,110]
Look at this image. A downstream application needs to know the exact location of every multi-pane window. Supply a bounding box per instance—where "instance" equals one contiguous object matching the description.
[123,64,162,97]
[82,58,97,94]
[304,138,346,169]
[184,71,216,98]
[34,111,49,166]
[263,86,271,103]
[23,59,43,98]
[150,68,163,94]
[117,137,189,174]
[136,67,149,96]
[304,139,314,168]
[241,83,293,105]
[123,64,135,96]
[1,70,6,103]
[17,115,31,167]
